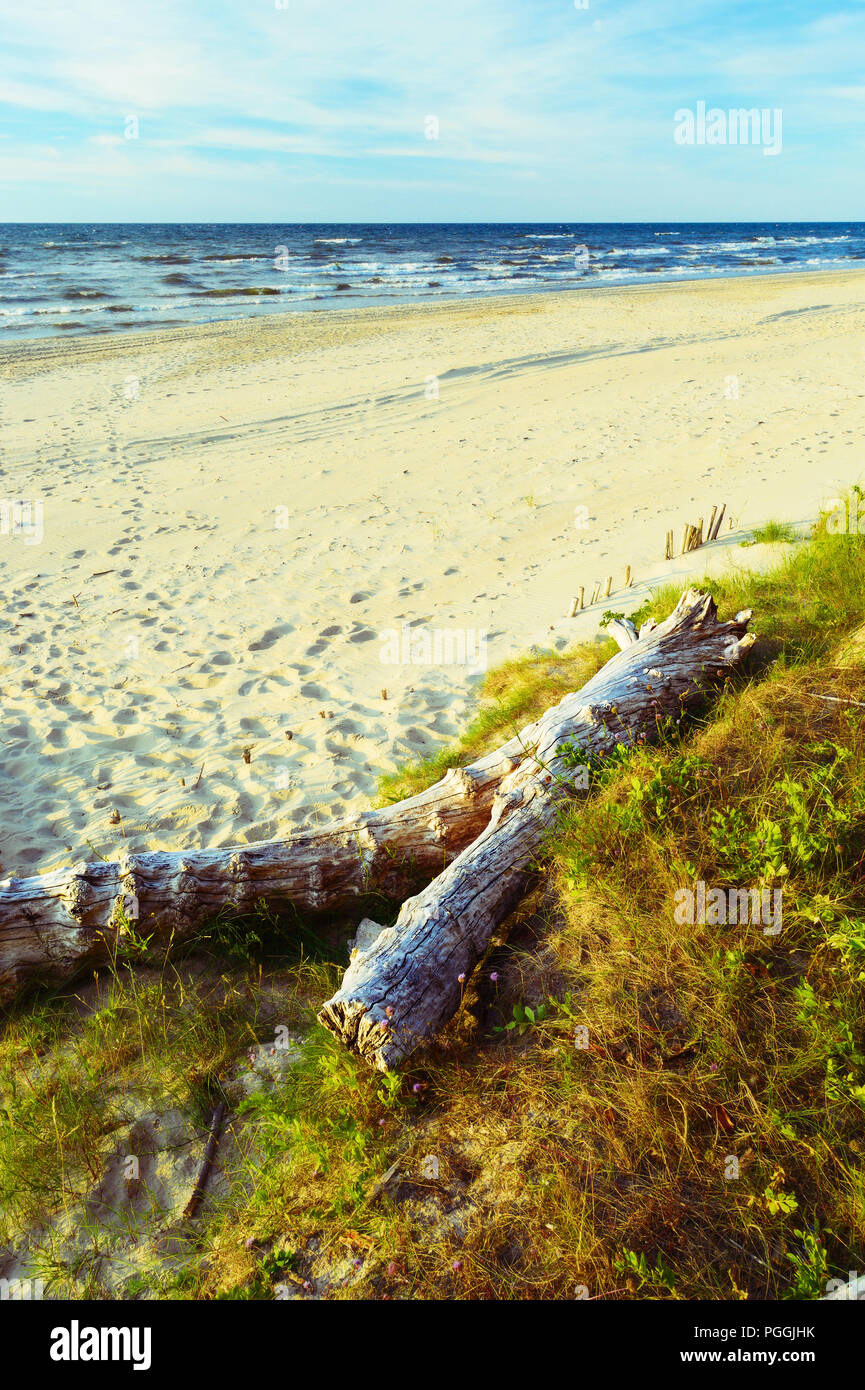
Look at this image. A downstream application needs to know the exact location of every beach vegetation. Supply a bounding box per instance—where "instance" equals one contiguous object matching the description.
[2,503,865,1299]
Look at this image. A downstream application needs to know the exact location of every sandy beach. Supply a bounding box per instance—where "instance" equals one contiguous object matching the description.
[1,266,864,879]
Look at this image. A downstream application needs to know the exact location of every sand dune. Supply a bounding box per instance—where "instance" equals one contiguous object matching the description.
[1,268,864,878]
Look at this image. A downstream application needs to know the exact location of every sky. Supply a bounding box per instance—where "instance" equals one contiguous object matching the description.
[0,0,864,222]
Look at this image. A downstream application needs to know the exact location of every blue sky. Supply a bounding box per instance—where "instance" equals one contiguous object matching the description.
[0,0,863,221]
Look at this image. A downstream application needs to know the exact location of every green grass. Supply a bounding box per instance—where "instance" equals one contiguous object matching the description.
[740,519,799,547]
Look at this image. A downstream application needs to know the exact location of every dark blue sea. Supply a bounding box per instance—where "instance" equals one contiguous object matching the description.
[0,222,862,341]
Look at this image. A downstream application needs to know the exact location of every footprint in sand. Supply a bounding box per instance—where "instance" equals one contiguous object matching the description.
[248,625,291,652]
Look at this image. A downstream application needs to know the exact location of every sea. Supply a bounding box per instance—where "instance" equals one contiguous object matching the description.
[0,221,863,341]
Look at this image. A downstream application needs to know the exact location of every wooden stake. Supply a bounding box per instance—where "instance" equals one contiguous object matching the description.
[578,586,585,610]
[591,582,600,605]
[568,596,579,618]
[624,565,632,588]
[710,503,726,541]
[681,524,690,555]
[707,505,717,540]
[696,518,704,547]
[603,575,612,599]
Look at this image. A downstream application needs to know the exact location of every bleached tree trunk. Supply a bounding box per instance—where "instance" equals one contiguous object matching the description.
[318,591,755,1070]
[0,685,586,1006]
[0,590,752,1020]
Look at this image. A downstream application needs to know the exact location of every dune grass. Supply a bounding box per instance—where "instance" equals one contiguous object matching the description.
[376,639,617,804]
[740,519,799,547]
[2,510,864,1300]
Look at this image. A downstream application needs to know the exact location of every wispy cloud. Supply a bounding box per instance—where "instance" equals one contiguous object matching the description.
[0,0,863,218]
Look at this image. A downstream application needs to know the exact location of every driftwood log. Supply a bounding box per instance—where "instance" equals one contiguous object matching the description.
[0,731,547,1006]
[0,589,753,1039]
[1,657,622,1005]
[318,590,755,1070]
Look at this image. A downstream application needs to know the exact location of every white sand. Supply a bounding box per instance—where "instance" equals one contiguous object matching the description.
[2,268,864,878]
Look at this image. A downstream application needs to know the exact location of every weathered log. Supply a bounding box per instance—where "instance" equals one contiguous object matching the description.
[318,590,755,1071]
[0,662,613,1005]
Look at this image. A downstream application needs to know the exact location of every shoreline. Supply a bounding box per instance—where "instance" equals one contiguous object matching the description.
[2,265,864,878]
[2,263,865,366]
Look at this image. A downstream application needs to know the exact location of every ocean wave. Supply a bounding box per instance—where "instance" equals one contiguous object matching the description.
[60,287,110,300]
[29,302,112,316]
[193,286,282,297]
[608,246,671,257]
[773,234,851,247]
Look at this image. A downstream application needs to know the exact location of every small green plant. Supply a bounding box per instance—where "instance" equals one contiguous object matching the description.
[495,1001,549,1034]
[762,1185,799,1217]
[825,917,865,979]
[614,1248,678,1295]
[259,1248,298,1279]
[113,920,155,964]
[783,1228,830,1300]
